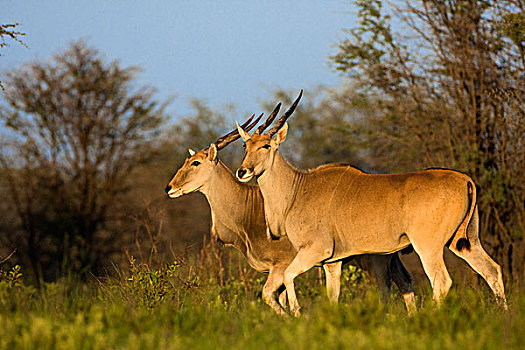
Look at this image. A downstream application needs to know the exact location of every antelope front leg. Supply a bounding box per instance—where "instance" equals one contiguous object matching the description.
[284,245,333,317]
[277,285,287,309]
[262,266,287,316]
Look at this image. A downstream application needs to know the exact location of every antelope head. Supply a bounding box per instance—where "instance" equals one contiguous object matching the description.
[236,90,302,182]
[165,113,263,198]
[165,145,219,198]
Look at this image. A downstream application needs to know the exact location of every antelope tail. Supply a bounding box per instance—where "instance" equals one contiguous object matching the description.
[451,180,476,251]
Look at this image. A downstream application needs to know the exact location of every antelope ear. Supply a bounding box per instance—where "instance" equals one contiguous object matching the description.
[272,122,288,147]
[207,143,218,161]
[236,121,251,141]
[188,148,196,156]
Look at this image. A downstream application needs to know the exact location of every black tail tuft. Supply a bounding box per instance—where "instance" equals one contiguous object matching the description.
[401,245,414,255]
[456,238,471,251]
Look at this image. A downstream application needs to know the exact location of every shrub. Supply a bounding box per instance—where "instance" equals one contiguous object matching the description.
[0,265,22,288]
[126,256,179,309]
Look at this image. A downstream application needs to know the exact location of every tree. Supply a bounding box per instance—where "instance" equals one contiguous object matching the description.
[117,98,240,267]
[0,23,25,51]
[331,0,525,284]
[0,23,26,89]
[0,40,167,282]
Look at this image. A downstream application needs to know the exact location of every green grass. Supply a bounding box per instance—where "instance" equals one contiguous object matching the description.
[0,263,523,350]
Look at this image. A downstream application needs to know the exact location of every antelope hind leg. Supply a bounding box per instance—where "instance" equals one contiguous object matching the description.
[448,242,507,309]
[411,242,452,304]
[368,255,393,303]
[389,253,417,314]
[448,208,507,308]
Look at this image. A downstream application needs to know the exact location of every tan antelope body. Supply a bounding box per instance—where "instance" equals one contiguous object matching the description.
[236,93,507,316]
[165,115,415,315]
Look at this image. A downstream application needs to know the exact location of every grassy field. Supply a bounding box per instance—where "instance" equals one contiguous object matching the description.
[0,262,523,350]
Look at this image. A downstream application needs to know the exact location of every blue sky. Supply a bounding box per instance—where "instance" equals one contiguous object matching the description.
[1,1,356,119]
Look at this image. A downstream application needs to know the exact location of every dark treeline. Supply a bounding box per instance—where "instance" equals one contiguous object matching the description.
[0,0,523,289]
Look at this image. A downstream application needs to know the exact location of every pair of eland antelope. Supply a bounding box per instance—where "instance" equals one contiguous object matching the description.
[167,90,507,316]
[166,108,414,315]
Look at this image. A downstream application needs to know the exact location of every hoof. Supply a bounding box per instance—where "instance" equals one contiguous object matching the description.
[403,292,417,316]
[275,308,288,317]
[290,307,301,317]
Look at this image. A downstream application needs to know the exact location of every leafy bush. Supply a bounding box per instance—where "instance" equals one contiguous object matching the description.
[0,265,22,287]
[342,264,369,289]
[126,256,180,309]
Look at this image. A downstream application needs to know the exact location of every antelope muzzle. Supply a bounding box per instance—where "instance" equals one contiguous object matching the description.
[236,167,254,182]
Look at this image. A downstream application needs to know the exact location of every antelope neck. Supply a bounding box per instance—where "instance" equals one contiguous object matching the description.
[257,151,303,218]
[200,160,260,241]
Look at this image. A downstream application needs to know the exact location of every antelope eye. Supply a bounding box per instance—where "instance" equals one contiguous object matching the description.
[191,161,201,166]
[261,144,271,149]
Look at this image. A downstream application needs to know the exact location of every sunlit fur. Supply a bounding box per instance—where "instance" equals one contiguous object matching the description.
[236,123,507,316]
[167,144,415,315]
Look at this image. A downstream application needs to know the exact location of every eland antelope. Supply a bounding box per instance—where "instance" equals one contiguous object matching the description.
[236,91,507,316]
[165,112,415,315]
